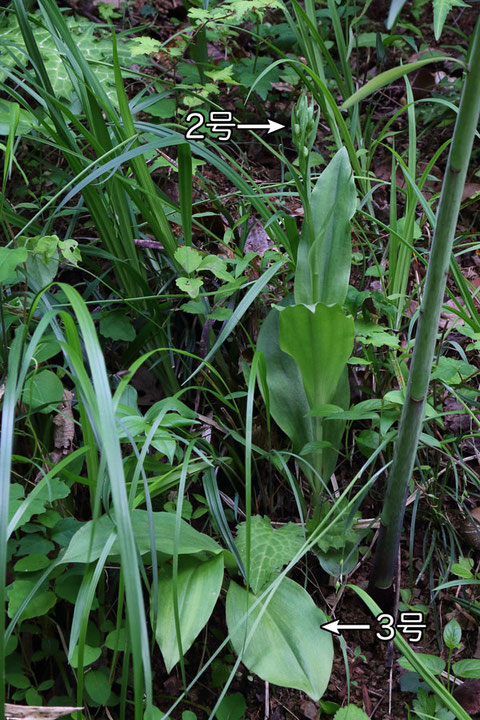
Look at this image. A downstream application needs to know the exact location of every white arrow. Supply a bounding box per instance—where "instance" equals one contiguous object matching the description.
[320,620,371,636]
[237,119,285,134]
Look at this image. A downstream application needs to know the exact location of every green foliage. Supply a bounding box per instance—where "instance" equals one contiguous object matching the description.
[215,693,246,720]
[84,668,112,705]
[234,516,304,593]
[259,149,356,493]
[188,0,282,27]
[452,659,480,678]
[307,500,360,554]
[334,706,370,720]
[295,148,356,307]
[7,580,56,621]
[226,578,333,701]
[0,247,27,281]
[1,0,478,716]
[0,11,151,115]
[21,369,64,413]
[99,310,136,342]
[433,0,470,40]
[257,301,314,455]
[153,554,224,672]
[279,303,354,410]
[9,477,70,532]
[443,619,462,649]
[61,510,222,563]
[410,688,455,720]
[341,55,451,111]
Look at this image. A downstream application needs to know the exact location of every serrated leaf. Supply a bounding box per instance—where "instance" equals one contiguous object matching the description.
[430,356,476,385]
[175,246,203,273]
[0,13,159,117]
[307,500,360,554]
[233,56,281,100]
[235,516,304,593]
[205,65,237,84]
[355,319,400,348]
[130,36,162,56]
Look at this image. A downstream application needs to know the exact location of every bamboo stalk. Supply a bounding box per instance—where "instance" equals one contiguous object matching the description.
[370,17,480,598]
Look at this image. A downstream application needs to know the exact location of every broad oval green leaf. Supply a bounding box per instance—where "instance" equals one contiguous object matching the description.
[61,510,222,564]
[257,304,313,453]
[105,628,127,651]
[22,369,64,413]
[153,554,224,672]
[452,659,480,679]
[85,668,112,705]
[70,644,101,668]
[0,246,28,282]
[216,693,246,720]
[397,653,446,675]
[279,303,354,409]
[226,578,333,701]
[443,619,462,649]
[13,554,51,572]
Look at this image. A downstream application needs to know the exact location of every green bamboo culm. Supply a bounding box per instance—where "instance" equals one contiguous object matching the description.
[370,16,480,600]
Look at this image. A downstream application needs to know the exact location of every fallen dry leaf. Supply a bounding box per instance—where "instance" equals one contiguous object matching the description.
[299,700,317,720]
[454,679,480,715]
[5,705,83,720]
[245,222,273,255]
[53,389,75,454]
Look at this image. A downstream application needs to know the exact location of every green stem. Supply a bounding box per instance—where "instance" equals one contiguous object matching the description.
[370,18,480,596]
